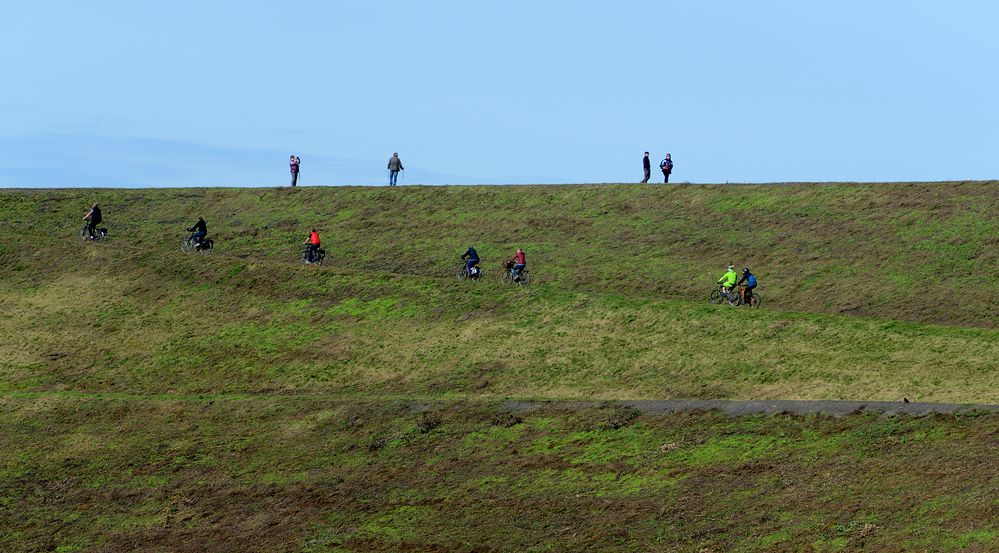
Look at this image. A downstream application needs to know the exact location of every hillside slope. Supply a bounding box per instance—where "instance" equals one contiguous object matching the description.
[3,181,996,327]
[1,182,997,552]
[1,182,996,403]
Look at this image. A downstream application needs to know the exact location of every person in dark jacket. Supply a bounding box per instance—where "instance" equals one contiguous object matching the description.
[660,153,673,183]
[641,152,651,183]
[187,217,208,247]
[387,153,404,186]
[461,245,480,277]
[82,203,102,240]
[289,155,301,186]
[737,268,758,305]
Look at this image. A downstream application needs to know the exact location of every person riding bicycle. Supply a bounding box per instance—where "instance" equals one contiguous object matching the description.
[461,245,480,277]
[507,248,527,281]
[186,217,208,248]
[303,228,321,263]
[737,267,758,305]
[717,264,738,302]
[82,203,102,240]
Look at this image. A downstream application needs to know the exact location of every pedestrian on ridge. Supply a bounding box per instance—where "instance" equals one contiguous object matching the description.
[641,152,651,183]
[660,153,673,183]
[387,153,404,186]
[289,155,301,187]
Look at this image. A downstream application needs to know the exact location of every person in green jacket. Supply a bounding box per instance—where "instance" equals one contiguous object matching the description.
[717,264,738,303]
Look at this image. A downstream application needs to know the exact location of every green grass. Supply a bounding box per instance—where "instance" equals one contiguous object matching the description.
[0,248,994,402]
[2,182,996,326]
[0,182,996,550]
[1,398,995,552]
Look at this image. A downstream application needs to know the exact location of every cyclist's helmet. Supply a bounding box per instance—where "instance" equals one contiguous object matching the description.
[727,264,735,270]
[743,268,750,274]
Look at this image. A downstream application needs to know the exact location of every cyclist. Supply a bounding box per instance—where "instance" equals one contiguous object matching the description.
[717,264,738,304]
[82,203,102,240]
[186,217,208,248]
[303,228,321,263]
[507,248,527,281]
[461,245,480,277]
[738,268,758,306]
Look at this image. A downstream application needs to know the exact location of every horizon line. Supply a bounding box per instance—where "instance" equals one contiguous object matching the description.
[2,179,995,191]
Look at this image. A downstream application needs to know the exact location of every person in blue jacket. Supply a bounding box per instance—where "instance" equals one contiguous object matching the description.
[738,268,758,305]
[461,245,481,278]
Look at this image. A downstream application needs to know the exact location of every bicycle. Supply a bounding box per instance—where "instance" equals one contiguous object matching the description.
[709,287,741,306]
[738,285,761,308]
[79,224,108,242]
[456,260,483,281]
[301,245,326,266]
[181,236,214,254]
[500,261,531,286]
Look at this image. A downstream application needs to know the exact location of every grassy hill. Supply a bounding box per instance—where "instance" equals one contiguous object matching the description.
[4,181,997,327]
[1,182,997,551]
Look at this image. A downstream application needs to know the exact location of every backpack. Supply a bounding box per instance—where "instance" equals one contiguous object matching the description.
[747,274,757,287]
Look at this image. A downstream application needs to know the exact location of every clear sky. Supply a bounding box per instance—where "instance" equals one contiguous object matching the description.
[2,0,997,187]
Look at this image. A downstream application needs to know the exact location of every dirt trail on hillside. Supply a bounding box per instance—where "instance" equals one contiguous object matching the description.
[6,391,995,416]
[500,399,999,416]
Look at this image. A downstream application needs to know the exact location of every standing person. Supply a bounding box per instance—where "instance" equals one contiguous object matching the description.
[387,152,404,186]
[289,155,301,187]
[641,152,651,183]
[660,153,674,183]
[82,203,102,240]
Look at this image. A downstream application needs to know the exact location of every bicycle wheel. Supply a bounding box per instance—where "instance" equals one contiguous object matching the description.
[181,239,194,253]
[750,294,761,308]
[316,250,326,266]
[519,270,532,286]
[709,290,723,304]
[501,270,513,285]
[79,227,90,242]
[456,267,468,281]
[201,240,213,254]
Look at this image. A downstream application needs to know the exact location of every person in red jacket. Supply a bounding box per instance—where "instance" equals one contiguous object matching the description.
[303,228,321,263]
[507,248,526,281]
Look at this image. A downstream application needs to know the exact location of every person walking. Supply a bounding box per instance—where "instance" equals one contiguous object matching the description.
[660,153,674,183]
[289,155,301,187]
[387,153,404,186]
[641,152,651,183]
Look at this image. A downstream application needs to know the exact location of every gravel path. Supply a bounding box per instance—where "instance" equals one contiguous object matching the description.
[502,399,999,416]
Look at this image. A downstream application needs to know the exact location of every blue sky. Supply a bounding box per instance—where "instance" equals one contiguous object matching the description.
[2,0,997,187]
